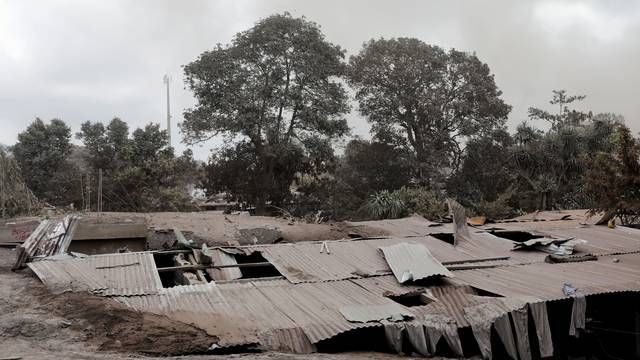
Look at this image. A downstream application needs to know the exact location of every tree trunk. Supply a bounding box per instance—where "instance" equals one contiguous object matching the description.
[254,151,275,216]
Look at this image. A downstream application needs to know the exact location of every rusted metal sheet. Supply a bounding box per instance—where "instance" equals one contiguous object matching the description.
[28,252,163,296]
[13,215,81,269]
[24,216,80,257]
[380,242,453,283]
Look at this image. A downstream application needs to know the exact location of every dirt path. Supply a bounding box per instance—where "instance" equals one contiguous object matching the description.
[0,248,438,360]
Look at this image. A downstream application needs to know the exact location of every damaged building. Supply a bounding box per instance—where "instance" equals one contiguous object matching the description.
[10,209,640,359]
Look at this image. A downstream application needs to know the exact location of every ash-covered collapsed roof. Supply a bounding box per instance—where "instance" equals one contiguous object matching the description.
[20,209,640,358]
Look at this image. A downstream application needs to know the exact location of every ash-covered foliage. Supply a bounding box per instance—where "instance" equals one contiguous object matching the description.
[8,13,640,224]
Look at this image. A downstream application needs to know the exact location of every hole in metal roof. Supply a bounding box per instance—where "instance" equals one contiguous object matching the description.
[430,233,455,245]
[490,230,544,243]
[387,291,435,307]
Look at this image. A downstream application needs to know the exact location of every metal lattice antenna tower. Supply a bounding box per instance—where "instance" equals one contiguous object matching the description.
[163,74,172,147]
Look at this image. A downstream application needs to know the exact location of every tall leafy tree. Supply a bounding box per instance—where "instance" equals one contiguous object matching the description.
[182,13,350,213]
[528,90,591,129]
[337,139,413,197]
[584,124,640,224]
[77,120,198,211]
[307,139,414,219]
[447,128,516,215]
[76,118,131,171]
[13,118,79,205]
[348,38,511,187]
[512,91,621,210]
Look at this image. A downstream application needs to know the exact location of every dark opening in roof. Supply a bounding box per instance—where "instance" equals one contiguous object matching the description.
[490,230,543,243]
[430,233,455,245]
[153,252,210,288]
[388,291,434,307]
[235,252,282,278]
[472,287,503,297]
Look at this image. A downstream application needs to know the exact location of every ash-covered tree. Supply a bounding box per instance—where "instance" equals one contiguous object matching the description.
[511,91,621,210]
[528,89,591,129]
[77,120,198,211]
[0,147,41,217]
[299,139,414,220]
[447,128,517,218]
[77,117,131,171]
[13,118,80,206]
[182,13,350,213]
[335,139,412,202]
[202,141,306,209]
[348,38,511,188]
[584,124,640,225]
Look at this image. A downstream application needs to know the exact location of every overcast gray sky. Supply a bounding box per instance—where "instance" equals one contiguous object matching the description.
[1,0,639,160]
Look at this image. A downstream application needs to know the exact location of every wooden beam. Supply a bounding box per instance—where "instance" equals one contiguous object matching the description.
[441,256,509,266]
[152,249,193,255]
[447,264,501,271]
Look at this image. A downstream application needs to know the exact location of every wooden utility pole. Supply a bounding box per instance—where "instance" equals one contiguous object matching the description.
[98,168,103,212]
[80,175,85,212]
[86,173,91,212]
[1,162,5,218]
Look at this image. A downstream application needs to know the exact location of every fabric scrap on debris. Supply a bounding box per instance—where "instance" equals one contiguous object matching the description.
[423,314,464,357]
[529,302,554,357]
[511,306,532,360]
[405,323,430,356]
[569,293,586,337]
[493,314,519,359]
[382,321,404,354]
[448,198,471,246]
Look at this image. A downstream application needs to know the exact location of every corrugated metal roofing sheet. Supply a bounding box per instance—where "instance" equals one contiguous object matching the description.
[237,233,534,284]
[23,213,640,355]
[339,304,413,323]
[28,252,162,296]
[348,215,448,237]
[116,275,510,349]
[453,253,640,301]
[350,275,426,297]
[15,215,81,270]
[502,210,597,223]
[380,242,453,283]
[539,225,640,256]
[116,278,396,348]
